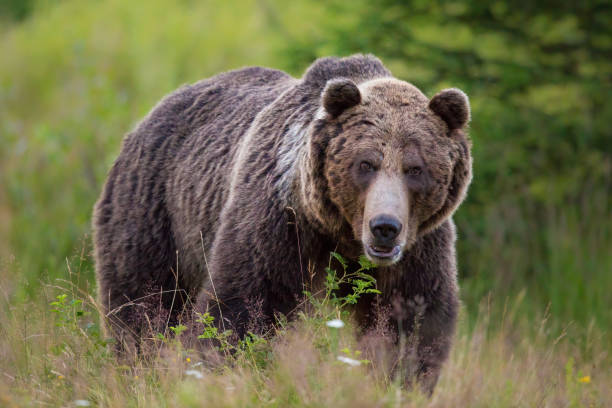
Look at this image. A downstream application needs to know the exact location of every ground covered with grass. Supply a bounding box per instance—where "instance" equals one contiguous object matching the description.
[0,255,610,407]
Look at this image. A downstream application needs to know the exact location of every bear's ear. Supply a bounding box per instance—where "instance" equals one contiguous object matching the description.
[322,78,361,117]
[429,88,470,130]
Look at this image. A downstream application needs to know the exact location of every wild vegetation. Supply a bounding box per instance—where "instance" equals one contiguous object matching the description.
[0,0,610,406]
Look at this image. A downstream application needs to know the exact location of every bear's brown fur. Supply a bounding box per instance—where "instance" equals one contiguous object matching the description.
[92,54,472,393]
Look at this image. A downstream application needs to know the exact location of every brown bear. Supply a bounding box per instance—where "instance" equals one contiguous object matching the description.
[92,54,472,393]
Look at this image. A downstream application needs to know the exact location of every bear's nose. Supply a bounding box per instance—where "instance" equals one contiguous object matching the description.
[369,215,402,244]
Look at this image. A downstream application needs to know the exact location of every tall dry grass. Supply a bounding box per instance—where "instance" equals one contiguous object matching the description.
[0,258,609,407]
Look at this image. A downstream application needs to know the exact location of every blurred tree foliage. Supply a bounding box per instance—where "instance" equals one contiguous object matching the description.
[0,0,36,21]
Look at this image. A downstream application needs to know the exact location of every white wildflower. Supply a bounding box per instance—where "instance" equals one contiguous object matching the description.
[185,370,204,379]
[326,319,345,328]
[337,356,361,366]
[74,400,91,407]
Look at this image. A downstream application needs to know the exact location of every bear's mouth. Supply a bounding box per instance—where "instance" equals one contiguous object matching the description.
[366,244,402,262]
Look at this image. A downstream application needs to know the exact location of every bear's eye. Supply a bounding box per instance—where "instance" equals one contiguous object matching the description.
[405,166,422,176]
[359,161,375,173]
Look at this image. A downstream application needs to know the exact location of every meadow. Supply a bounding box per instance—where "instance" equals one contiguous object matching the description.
[1,0,610,406]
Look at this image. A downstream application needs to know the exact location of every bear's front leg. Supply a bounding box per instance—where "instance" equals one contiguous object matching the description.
[359,220,460,395]
[194,257,279,342]
[396,294,457,395]
[357,290,457,396]
[194,205,306,343]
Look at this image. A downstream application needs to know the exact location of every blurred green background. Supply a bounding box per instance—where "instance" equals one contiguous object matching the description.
[1,0,610,337]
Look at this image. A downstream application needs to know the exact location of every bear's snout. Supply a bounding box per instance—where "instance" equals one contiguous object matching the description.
[366,214,404,265]
[369,214,402,244]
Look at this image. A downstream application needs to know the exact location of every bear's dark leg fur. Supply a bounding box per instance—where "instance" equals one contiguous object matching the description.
[195,204,309,340]
[354,220,458,395]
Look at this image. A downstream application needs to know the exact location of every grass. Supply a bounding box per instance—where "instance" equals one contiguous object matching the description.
[456,191,612,339]
[0,253,610,407]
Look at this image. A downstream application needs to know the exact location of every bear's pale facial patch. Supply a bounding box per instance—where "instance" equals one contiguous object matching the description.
[321,78,462,266]
[361,172,409,266]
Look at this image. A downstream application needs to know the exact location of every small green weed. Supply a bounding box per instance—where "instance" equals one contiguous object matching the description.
[304,252,380,319]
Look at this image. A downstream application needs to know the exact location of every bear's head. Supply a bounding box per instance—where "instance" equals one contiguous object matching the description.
[305,77,472,266]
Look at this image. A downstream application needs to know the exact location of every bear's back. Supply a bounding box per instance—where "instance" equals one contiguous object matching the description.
[94,66,296,295]
[163,67,297,282]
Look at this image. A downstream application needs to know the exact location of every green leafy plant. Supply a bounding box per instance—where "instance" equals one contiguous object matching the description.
[169,324,188,337]
[238,332,271,370]
[307,252,380,317]
[196,312,234,353]
[49,293,85,328]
